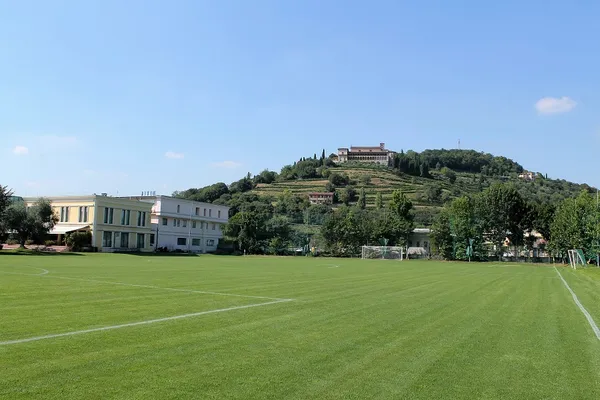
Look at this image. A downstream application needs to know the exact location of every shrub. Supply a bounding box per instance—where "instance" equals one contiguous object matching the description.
[66,231,92,251]
[25,239,34,245]
[6,239,18,245]
[45,240,57,246]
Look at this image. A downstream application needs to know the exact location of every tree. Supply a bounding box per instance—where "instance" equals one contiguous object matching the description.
[423,183,443,204]
[375,192,384,209]
[549,191,599,260]
[441,167,457,184]
[339,186,357,205]
[329,173,349,187]
[430,209,453,259]
[321,149,326,161]
[359,175,372,186]
[5,198,57,247]
[66,231,92,251]
[0,185,13,240]
[388,190,413,222]
[478,183,527,260]
[357,187,367,209]
[531,202,555,241]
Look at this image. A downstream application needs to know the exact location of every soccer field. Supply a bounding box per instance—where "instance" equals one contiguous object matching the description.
[2,254,600,399]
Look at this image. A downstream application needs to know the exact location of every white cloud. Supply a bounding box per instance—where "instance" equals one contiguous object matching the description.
[13,145,29,155]
[165,151,184,159]
[535,96,577,114]
[211,160,242,169]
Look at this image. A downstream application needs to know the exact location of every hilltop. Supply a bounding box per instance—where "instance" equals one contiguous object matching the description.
[174,149,595,227]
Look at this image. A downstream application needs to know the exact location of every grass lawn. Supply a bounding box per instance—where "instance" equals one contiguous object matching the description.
[2,254,600,399]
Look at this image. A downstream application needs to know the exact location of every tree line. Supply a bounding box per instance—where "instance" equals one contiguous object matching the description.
[430,183,599,262]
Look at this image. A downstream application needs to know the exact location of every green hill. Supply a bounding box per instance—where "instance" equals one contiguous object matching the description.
[175,149,595,227]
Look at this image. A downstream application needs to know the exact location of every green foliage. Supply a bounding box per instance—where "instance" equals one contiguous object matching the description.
[174,182,230,203]
[357,187,367,209]
[420,149,523,175]
[430,209,454,259]
[329,172,350,187]
[388,190,413,222]
[65,231,92,251]
[339,186,357,205]
[441,167,457,184]
[253,170,278,185]
[549,191,600,259]
[359,175,372,186]
[5,198,58,247]
[0,184,14,241]
[422,183,443,204]
[478,183,527,259]
[375,192,384,209]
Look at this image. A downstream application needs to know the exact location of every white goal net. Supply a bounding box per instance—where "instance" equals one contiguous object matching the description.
[568,249,586,269]
[361,246,404,260]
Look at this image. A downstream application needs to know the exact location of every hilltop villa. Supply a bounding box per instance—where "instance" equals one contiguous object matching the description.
[335,143,396,166]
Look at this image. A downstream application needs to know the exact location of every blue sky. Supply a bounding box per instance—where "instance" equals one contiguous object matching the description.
[2,0,599,197]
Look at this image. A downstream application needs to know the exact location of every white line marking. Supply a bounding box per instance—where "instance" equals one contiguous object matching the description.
[0,267,49,276]
[554,266,600,340]
[0,299,294,346]
[317,264,340,269]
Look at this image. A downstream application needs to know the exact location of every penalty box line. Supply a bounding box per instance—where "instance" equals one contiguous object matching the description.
[0,298,294,346]
[554,267,600,340]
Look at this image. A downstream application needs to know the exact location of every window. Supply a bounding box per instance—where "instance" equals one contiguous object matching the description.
[137,233,145,249]
[195,207,200,216]
[126,210,130,225]
[218,210,221,218]
[177,238,187,246]
[192,238,200,246]
[177,205,180,213]
[102,231,113,247]
[209,209,212,217]
[137,211,146,227]
[176,219,181,227]
[416,241,421,247]
[424,241,429,249]
[121,210,126,225]
[150,234,155,246]
[78,206,88,222]
[183,220,187,228]
[120,232,129,248]
[212,223,215,230]
[203,208,206,217]
[104,207,114,224]
[173,218,177,227]
[60,206,69,222]
[192,221,197,229]
[162,217,168,226]
[206,239,215,246]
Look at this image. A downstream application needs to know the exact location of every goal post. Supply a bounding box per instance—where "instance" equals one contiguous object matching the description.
[568,249,586,269]
[361,246,404,260]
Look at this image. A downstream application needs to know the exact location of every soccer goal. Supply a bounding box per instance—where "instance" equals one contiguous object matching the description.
[361,246,404,260]
[568,249,586,269]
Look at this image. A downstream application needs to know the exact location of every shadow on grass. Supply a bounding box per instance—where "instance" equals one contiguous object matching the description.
[114,251,203,257]
[0,249,84,256]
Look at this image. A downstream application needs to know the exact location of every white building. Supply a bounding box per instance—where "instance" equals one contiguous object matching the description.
[121,195,229,253]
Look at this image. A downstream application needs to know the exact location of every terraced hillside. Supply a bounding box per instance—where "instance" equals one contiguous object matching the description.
[251,163,591,226]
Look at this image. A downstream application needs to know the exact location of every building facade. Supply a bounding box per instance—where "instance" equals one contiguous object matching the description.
[124,195,230,253]
[336,143,396,166]
[23,195,154,252]
[308,192,334,205]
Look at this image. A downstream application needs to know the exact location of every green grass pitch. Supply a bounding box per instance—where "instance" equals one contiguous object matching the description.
[2,254,600,399]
